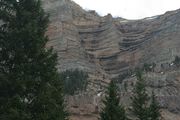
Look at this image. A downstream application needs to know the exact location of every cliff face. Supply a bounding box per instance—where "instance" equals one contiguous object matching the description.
[42,0,180,119]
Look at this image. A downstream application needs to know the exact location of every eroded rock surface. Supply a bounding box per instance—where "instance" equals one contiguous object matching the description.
[42,0,180,119]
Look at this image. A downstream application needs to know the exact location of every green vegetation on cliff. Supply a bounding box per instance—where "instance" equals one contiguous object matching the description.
[59,69,88,95]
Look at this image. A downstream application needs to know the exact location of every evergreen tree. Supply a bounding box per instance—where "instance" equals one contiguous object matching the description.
[100,81,127,120]
[131,71,149,120]
[148,91,161,120]
[0,0,68,120]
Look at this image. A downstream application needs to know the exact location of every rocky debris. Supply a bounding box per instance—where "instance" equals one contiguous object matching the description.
[161,109,180,120]
[41,0,180,119]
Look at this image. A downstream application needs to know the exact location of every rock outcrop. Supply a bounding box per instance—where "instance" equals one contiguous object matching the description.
[42,0,180,119]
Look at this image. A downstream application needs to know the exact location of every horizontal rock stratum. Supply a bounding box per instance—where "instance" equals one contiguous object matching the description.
[42,0,180,119]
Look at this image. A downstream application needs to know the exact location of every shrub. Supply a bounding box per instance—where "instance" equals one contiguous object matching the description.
[143,63,156,72]
[173,56,180,67]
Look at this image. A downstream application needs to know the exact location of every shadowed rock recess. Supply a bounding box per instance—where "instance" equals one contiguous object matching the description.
[42,0,180,119]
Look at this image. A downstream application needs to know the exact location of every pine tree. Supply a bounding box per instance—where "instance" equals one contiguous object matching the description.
[0,0,68,120]
[148,91,161,120]
[100,80,127,120]
[131,71,149,120]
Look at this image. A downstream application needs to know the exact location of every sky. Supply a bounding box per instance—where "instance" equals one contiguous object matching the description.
[72,0,180,20]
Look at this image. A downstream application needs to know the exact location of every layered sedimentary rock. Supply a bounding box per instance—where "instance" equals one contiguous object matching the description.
[42,0,180,119]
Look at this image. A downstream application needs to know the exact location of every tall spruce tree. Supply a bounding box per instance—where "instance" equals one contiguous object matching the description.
[0,0,68,120]
[100,80,127,120]
[148,91,161,120]
[131,71,149,120]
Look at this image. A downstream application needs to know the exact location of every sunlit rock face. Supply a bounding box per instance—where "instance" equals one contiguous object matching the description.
[42,0,180,119]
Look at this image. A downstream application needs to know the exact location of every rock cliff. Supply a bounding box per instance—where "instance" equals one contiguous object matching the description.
[42,0,180,119]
